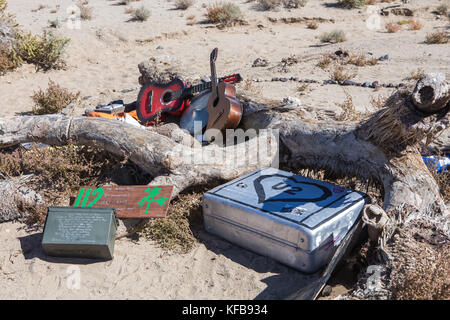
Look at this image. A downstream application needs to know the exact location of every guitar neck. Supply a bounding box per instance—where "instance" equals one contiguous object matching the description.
[210,60,218,100]
[184,82,213,96]
[174,74,241,99]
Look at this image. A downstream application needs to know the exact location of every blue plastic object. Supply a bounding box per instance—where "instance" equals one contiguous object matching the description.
[422,154,450,174]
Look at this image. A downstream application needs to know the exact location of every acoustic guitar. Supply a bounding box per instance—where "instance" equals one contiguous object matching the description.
[136,73,242,124]
[205,48,242,137]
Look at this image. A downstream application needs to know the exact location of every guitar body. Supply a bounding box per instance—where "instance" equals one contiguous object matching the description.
[180,90,211,136]
[205,81,242,133]
[136,78,187,123]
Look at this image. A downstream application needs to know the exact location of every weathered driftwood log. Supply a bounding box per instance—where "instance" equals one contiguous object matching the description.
[0,115,277,200]
[0,73,448,226]
[242,73,449,219]
[0,175,43,222]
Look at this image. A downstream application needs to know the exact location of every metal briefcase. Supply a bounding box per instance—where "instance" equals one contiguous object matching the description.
[203,167,369,273]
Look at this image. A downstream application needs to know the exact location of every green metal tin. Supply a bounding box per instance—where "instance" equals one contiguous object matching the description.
[42,206,119,260]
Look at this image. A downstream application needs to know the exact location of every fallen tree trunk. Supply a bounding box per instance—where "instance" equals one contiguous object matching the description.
[242,73,449,218]
[0,114,278,198]
[0,175,43,222]
[0,73,448,225]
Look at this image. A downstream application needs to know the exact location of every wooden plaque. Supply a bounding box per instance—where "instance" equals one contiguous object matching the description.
[73,185,173,218]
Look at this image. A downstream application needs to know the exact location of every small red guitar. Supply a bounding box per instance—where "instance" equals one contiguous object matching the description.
[136,74,242,124]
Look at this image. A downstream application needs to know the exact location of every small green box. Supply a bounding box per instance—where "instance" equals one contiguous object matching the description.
[42,206,119,260]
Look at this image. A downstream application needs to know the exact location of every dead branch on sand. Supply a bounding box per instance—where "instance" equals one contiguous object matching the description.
[0,74,448,294]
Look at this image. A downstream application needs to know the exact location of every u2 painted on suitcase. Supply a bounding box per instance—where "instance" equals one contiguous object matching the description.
[202,167,370,273]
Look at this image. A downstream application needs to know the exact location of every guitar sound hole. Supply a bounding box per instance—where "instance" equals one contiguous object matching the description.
[213,97,219,107]
[162,92,172,103]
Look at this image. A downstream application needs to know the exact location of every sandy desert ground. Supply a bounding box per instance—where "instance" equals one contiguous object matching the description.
[0,0,449,299]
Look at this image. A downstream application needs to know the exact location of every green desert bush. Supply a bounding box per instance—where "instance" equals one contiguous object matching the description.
[132,5,150,21]
[31,80,80,115]
[320,30,346,43]
[206,2,245,26]
[16,31,70,71]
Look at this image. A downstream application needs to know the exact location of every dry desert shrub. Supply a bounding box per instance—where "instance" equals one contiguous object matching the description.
[408,19,422,30]
[186,14,196,25]
[47,18,60,28]
[139,191,204,252]
[31,80,80,115]
[370,94,387,110]
[391,247,450,300]
[205,2,245,26]
[346,53,378,66]
[438,171,450,203]
[306,20,318,29]
[240,78,262,95]
[257,0,307,10]
[330,65,357,82]
[0,0,6,12]
[31,4,47,13]
[0,144,131,205]
[386,22,400,33]
[174,0,195,10]
[426,31,449,44]
[78,4,93,20]
[297,83,309,93]
[284,0,308,8]
[389,224,450,300]
[256,0,281,10]
[406,67,425,81]
[132,6,150,21]
[337,0,366,9]
[435,4,448,16]
[0,45,21,75]
[320,30,346,43]
[336,90,361,121]
[317,54,332,69]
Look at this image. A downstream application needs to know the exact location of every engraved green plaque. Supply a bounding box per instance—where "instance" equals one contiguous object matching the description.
[42,206,119,260]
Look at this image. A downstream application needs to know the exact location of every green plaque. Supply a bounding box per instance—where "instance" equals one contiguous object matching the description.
[42,206,119,260]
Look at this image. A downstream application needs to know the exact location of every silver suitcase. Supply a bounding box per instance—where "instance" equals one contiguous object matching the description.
[203,167,369,273]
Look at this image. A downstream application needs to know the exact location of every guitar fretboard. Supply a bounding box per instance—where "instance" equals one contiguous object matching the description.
[171,74,240,101]
[186,82,212,96]
[171,81,213,100]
